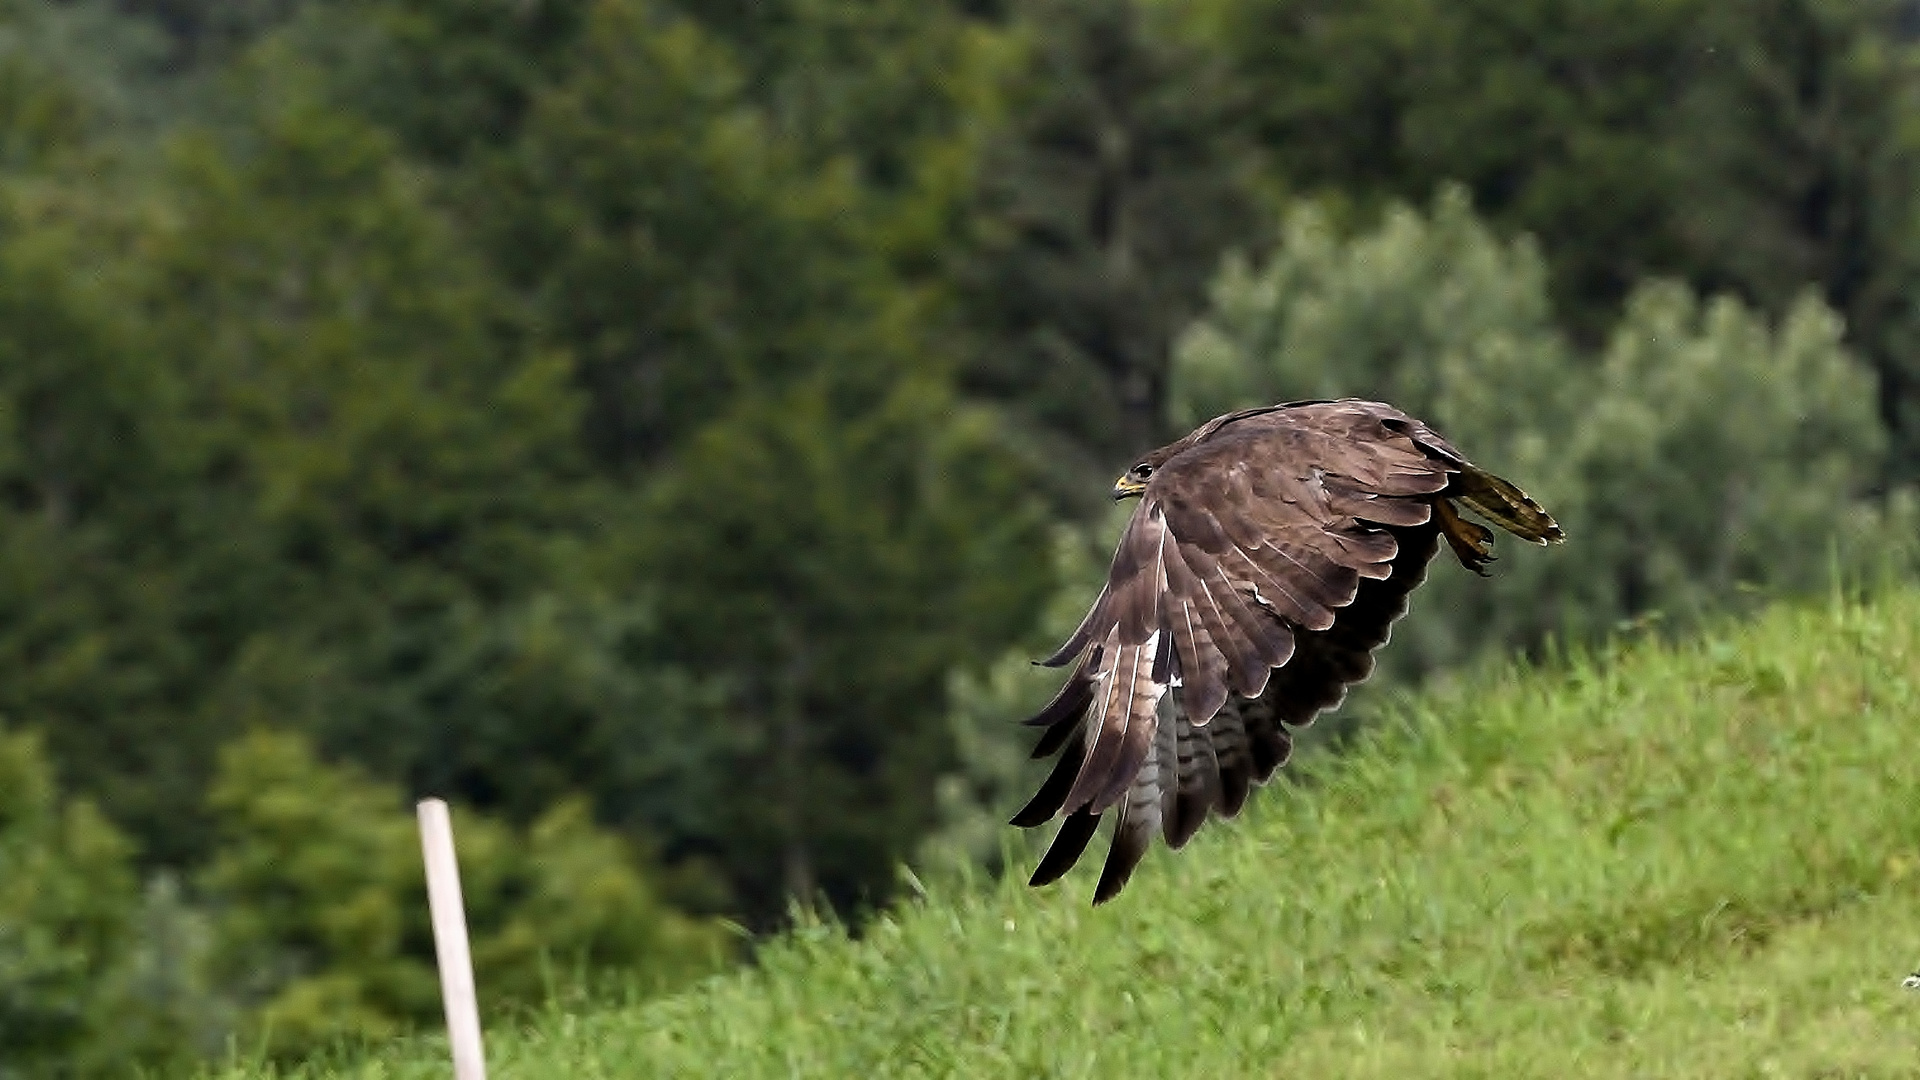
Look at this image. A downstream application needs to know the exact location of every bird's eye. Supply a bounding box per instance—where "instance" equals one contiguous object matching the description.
[1132,463,1153,479]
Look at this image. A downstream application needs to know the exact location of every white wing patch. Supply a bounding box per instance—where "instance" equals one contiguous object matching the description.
[1065,510,1176,815]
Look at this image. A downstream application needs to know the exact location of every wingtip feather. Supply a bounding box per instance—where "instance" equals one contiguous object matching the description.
[1029,811,1100,888]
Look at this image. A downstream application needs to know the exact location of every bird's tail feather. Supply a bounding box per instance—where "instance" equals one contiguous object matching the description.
[1455,465,1564,545]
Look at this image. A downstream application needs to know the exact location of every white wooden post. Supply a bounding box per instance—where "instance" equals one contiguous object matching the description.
[418,798,487,1080]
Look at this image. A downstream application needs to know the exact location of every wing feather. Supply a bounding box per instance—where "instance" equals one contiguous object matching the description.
[1010,722,1087,827]
[1059,508,1176,818]
[1037,584,1111,667]
[1263,526,1441,727]
[1209,699,1254,819]
[1029,809,1100,887]
[1234,691,1294,783]
[1023,663,1094,729]
[1161,539,1235,720]
[1093,701,1168,903]
[1193,568,1281,699]
[1166,701,1221,849]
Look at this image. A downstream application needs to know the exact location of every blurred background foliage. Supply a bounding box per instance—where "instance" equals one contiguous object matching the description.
[3,0,1920,1072]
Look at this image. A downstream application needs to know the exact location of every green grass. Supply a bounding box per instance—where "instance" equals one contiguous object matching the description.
[213,587,1920,1078]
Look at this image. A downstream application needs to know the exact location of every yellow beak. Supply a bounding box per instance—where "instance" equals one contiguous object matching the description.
[1112,474,1147,500]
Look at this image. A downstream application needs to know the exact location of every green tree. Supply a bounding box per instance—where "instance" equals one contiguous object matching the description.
[471,0,827,469]
[915,524,1113,880]
[0,162,217,863]
[0,48,707,884]
[202,729,729,1061]
[1197,0,1920,477]
[472,0,991,474]
[641,376,1053,921]
[24,74,631,863]
[270,0,592,165]
[674,0,1007,186]
[90,0,320,69]
[0,720,202,1076]
[0,0,1060,939]
[955,0,1258,487]
[0,0,183,143]
[1572,282,1896,622]
[411,0,1062,923]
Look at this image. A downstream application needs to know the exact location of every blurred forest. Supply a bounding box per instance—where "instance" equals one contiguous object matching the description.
[4,0,1920,1071]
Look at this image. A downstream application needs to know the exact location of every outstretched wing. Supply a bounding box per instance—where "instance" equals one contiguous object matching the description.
[1014,401,1546,902]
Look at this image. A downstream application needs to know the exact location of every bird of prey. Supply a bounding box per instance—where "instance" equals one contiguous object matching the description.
[1013,399,1563,903]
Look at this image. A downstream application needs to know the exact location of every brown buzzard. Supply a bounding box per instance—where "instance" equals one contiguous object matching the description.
[1013,399,1563,903]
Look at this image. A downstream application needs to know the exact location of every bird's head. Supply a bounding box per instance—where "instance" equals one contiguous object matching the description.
[1114,426,1220,499]
[1113,440,1194,500]
[1112,459,1156,501]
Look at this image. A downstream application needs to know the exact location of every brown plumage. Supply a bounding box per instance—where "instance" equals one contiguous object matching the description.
[1013,399,1563,903]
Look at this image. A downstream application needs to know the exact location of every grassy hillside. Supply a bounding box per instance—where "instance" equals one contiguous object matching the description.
[213,588,1920,1078]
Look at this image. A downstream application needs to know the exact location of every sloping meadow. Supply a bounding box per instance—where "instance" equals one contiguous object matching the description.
[217,587,1920,1077]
